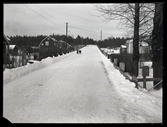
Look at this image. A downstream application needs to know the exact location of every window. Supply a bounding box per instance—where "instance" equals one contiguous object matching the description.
[45,41,49,46]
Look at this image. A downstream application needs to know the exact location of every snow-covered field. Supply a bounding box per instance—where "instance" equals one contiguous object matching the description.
[3,45,162,123]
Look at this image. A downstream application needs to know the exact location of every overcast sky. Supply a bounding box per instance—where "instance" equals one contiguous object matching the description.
[4,4,128,40]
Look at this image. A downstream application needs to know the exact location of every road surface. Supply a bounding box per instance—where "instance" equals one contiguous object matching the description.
[3,45,161,123]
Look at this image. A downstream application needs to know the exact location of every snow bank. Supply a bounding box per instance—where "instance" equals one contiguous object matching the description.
[101,48,120,54]
[3,57,54,84]
[97,47,162,122]
[3,51,76,84]
[3,55,64,84]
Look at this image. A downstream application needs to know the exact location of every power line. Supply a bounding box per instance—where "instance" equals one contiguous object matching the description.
[23,4,61,29]
[5,5,60,30]
[69,26,99,34]
[35,5,62,25]
[5,5,113,38]
[69,25,112,36]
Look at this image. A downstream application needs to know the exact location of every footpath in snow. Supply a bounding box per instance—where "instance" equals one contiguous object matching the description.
[3,45,162,123]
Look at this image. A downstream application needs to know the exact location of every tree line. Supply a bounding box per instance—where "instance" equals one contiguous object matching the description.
[8,34,97,51]
[97,37,128,48]
[8,34,128,51]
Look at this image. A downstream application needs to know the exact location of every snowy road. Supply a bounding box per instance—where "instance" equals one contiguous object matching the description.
[3,45,162,123]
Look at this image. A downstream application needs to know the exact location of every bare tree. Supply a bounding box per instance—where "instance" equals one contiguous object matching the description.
[132,3,140,77]
[95,3,155,37]
[96,3,163,89]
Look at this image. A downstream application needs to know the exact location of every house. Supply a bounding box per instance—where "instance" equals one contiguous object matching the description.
[3,34,10,70]
[125,39,150,54]
[57,40,68,54]
[58,40,67,48]
[120,45,127,54]
[3,34,9,60]
[9,45,18,56]
[28,46,40,60]
[66,42,74,52]
[139,41,150,54]
[125,39,133,53]
[39,35,58,60]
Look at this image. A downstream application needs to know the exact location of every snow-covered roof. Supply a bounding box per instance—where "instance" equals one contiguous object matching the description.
[121,45,127,48]
[39,35,56,46]
[126,39,149,46]
[139,41,149,46]
[126,39,133,44]
[3,34,10,44]
[51,38,58,42]
[30,46,39,49]
[59,40,66,44]
[66,43,72,47]
[6,36,11,41]
[9,45,18,50]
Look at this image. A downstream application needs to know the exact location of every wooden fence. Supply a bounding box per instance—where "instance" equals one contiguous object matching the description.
[5,52,28,69]
[99,48,162,90]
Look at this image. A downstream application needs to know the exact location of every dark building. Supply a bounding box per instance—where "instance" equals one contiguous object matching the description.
[39,36,58,60]
[3,34,10,70]
[9,45,18,56]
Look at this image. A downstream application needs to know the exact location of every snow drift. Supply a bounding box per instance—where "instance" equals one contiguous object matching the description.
[3,57,52,84]
[97,46,162,123]
[3,51,73,84]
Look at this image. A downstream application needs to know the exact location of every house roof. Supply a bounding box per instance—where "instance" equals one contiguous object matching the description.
[39,35,57,46]
[125,39,149,46]
[51,38,57,42]
[6,36,11,41]
[30,46,39,49]
[139,41,149,46]
[9,45,18,50]
[3,34,10,44]
[125,39,133,44]
[59,40,66,44]
[121,45,127,48]
[66,43,72,47]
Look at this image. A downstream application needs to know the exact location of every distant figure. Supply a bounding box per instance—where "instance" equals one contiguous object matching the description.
[76,49,82,54]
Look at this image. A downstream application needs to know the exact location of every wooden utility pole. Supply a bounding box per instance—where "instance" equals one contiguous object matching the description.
[101,30,102,41]
[66,22,68,37]
[132,3,140,77]
[66,22,68,50]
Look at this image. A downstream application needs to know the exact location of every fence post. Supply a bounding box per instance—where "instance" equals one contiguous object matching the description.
[12,55,14,68]
[143,76,146,89]
[114,58,118,66]
[142,66,149,89]
[132,76,138,89]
